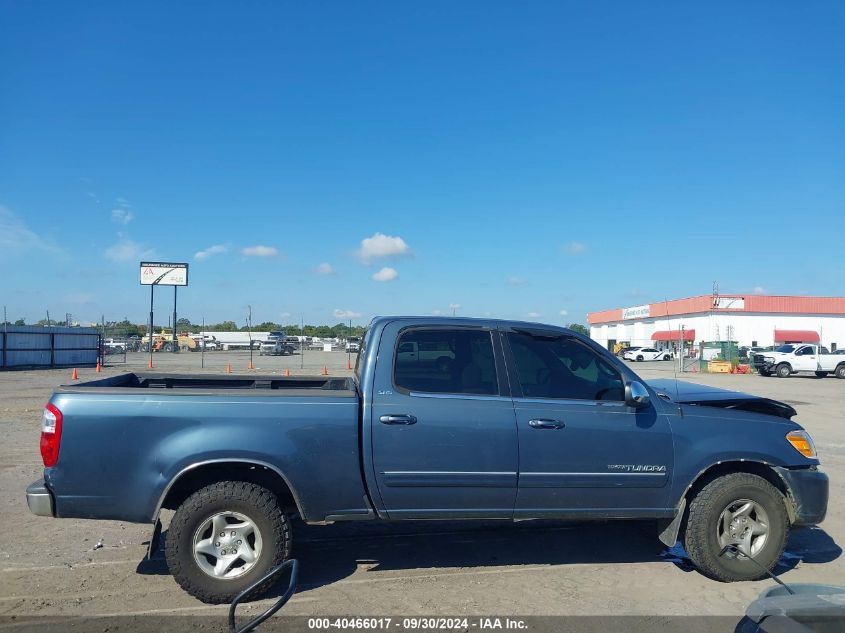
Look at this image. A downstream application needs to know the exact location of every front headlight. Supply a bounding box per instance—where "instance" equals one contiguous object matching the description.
[786,430,817,459]
[765,356,775,363]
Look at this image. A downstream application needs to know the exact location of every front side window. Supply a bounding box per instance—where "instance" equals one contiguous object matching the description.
[508,332,624,401]
[394,329,498,395]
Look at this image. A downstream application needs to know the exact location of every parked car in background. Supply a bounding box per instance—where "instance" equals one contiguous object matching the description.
[752,344,845,378]
[624,347,673,361]
[345,337,361,352]
[259,340,293,356]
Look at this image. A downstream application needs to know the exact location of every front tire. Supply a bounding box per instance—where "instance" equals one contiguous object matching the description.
[776,363,791,378]
[684,473,788,582]
[636,355,644,362]
[165,481,291,604]
[836,364,845,379]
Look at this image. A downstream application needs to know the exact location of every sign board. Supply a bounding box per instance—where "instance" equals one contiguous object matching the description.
[622,304,650,320]
[713,296,745,310]
[140,262,189,286]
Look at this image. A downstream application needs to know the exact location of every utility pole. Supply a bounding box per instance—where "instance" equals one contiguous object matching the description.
[148,284,155,369]
[300,315,304,370]
[201,316,205,369]
[247,305,254,369]
[172,286,178,353]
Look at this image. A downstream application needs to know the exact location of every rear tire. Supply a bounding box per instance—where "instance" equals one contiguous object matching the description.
[776,363,791,378]
[636,355,644,362]
[663,355,671,361]
[165,481,291,604]
[684,473,788,582]
[836,365,845,379]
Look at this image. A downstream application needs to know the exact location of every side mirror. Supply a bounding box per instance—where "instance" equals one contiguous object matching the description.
[625,381,650,409]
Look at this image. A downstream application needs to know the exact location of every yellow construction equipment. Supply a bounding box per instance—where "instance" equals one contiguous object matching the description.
[142,331,198,352]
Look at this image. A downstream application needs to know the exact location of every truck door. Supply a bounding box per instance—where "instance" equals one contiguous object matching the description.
[370,323,518,519]
[503,329,675,517]
[793,346,818,371]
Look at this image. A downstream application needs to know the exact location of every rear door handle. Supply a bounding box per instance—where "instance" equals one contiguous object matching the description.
[528,418,565,429]
[379,414,418,425]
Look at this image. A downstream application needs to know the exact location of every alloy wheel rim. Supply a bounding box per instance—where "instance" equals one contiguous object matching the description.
[192,510,262,579]
[716,498,769,559]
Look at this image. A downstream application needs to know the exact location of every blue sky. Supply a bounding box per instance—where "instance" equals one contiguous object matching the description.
[1,1,843,327]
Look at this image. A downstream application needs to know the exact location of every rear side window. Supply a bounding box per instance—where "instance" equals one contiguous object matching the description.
[508,333,624,401]
[394,329,498,395]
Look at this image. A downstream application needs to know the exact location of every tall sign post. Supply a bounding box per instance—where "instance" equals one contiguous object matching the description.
[140,262,189,369]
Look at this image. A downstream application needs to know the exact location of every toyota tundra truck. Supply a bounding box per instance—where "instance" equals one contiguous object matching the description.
[26,317,828,603]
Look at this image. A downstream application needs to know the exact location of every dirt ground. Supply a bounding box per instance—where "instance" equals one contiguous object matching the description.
[0,352,841,631]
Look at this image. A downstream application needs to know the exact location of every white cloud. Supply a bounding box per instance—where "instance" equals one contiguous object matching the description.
[280,312,291,318]
[357,232,411,264]
[559,309,569,317]
[0,205,61,255]
[195,244,228,261]
[242,245,278,257]
[334,309,362,319]
[372,266,398,282]
[315,262,335,276]
[753,286,767,295]
[506,276,527,286]
[111,208,134,225]
[104,237,155,262]
[527,311,541,318]
[564,241,588,255]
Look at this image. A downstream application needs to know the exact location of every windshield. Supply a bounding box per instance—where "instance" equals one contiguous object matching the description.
[775,344,796,353]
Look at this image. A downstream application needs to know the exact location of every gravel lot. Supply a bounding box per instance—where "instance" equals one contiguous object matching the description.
[0,352,841,631]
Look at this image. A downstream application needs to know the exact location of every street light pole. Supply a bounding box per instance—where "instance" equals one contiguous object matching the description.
[247,305,253,370]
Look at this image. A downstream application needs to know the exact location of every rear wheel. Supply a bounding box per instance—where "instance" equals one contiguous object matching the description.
[776,363,791,378]
[636,355,644,362]
[684,473,788,582]
[165,481,291,604]
[836,365,845,379]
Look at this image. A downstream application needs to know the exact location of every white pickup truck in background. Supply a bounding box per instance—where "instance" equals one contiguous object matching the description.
[752,344,845,378]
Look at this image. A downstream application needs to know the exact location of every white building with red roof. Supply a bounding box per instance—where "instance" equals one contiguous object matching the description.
[588,294,845,352]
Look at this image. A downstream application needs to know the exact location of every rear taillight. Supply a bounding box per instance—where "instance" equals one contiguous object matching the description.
[40,403,63,467]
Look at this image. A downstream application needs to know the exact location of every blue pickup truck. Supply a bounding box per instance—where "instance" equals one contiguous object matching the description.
[27,317,828,603]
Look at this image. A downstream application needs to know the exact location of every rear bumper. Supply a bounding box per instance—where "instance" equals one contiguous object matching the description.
[776,467,829,525]
[26,479,55,517]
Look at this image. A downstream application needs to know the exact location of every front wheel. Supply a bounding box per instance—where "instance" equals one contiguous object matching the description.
[836,365,845,379]
[663,355,672,361]
[165,481,291,604]
[776,363,791,378]
[684,473,788,582]
[636,355,644,362]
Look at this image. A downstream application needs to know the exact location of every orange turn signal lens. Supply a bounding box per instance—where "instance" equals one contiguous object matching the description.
[786,430,817,459]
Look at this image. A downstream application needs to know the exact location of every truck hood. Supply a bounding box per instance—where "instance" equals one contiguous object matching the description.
[647,378,797,419]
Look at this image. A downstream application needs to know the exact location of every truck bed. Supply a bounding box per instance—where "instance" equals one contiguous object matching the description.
[57,372,357,396]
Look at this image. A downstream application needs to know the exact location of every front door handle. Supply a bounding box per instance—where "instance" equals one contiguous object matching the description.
[379,414,418,425]
[528,418,565,429]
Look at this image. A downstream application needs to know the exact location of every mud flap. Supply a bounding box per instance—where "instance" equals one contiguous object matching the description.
[146,519,162,560]
[658,497,686,547]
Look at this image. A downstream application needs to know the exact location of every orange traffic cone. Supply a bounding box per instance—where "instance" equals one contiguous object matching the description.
[148,358,154,369]
[226,363,232,374]
[347,358,352,370]
[248,360,255,370]
[95,361,102,373]
[322,366,328,376]
[71,368,78,380]
[285,368,290,377]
